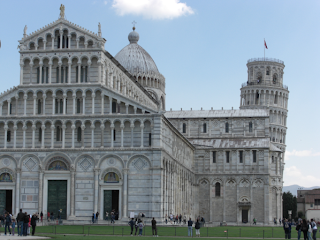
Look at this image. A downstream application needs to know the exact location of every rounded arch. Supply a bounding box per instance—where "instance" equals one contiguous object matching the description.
[212,178,223,185]
[74,154,95,171]
[197,177,210,185]
[43,152,72,169]
[97,154,124,168]
[127,154,152,169]
[101,167,123,182]
[0,168,15,182]
[0,154,18,168]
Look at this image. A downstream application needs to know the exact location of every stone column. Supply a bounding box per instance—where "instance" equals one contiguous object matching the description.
[91,124,95,148]
[70,170,75,216]
[125,104,129,114]
[134,107,137,114]
[29,63,33,84]
[0,102,2,116]
[39,63,43,84]
[32,124,36,148]
[123,168,128,218]
[82,94,86,115]
[68,35,71,49]
[7,99,11,115]
[58,63,62,83]
[71,124,75,149]
[38,170,44,214]
[23,95,27,115]
[43,40,46,50]
[20,64,24,85]
[52,95,56,115]
[51,37,54,50]
[76,38,79,49]
[22,126,26,148]
[94,169,99,213]
[130,124,134,147]
[51,125,55,148]
[41,125,45,148]
[33,95,36,115]
[72,95,76,115]
[62,125,66,148]
[68,62,72,84]
[110,124,114,148]
[48,63,52,84]
[140,124,144,148]
[63,94,66,115]
[109,98,112,114]
[101,95,104,114]
[13,125,17,148]
[98,61,102,83]
[42,94,46,115]
[59,30,63,49]
[100,125,105,148]
[81,125,85,148]
[120,124,124,147]
[77,63,81,83]
[92,93,95,114]
[15,168,21,215]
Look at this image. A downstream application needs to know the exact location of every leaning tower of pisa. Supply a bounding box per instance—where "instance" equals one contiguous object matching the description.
[239,58,289,156]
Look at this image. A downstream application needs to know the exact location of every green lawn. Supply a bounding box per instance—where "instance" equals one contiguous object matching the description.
[1,224,292,239]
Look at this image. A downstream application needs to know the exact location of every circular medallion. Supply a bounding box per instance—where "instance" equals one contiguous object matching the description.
[108,158,115,166]
[2,158,11,167]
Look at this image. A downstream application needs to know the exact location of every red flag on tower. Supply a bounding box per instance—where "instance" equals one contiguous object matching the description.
[264,39,268,49]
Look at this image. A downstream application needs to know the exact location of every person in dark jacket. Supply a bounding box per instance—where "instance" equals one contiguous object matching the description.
[301,219,308,240]
[188,218,193,237]
[4,212,12,235]
[195,219,201,237]
[31,213,38,236]
[283,218,292,239]
[40,211,43,222]
[295,221,301,240]
[16,209,25,236]
[151,217,158,237]
[128,218,134,236]
[23,212,29,236]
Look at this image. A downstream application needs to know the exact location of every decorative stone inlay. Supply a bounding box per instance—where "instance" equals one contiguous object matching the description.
[239,179,250,187]
[24,157,37,171]
[253,179,264,187]
[2,158,11,167]
[79,157,93,172]
[132,158,147,171]
[108,158,115,166]
[226,179,237,187]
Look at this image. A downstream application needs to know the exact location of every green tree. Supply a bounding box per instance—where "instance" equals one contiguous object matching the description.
[282,191,297,219]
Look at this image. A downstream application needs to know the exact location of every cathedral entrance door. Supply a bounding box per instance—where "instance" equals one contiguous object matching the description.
[47,180,67,219]
[104,190,119,219]
[242,209,248,223]
[0,190,12,214]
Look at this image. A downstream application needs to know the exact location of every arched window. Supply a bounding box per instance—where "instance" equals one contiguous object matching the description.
[7,130,11,142]
[225,122,229,133]
[273,74,277,84]
[266,67,270,75]
[38,128,42,142]
[249,122,253,132]
[77,99,81,113]
[215,182,221,197]
[77,127,81,142]
[257,72,262,83]
[272,156,274,163]
[112,102,117,113]
[149,133,152,146]
[9,103,12,115]
[203,123,207,133]
[59,99,63,113]
[38,99,42,114]
[182,123,186,133]
[56,126,61,141]
[272,137,275,142]
[113,129,116,141]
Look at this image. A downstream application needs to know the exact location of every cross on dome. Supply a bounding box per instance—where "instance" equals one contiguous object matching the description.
[132,20,137,30]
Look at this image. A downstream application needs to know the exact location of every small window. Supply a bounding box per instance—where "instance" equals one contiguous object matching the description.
[266,67,270,75]
[225,122,229,133]
[273,74,277,84]
[239,151,243,163]
[56,67,59,83]
[315,199,320,205]
[112,102,117,113]
[37,67,40,83]
[38,128,42,142]
[215,182,221,197]
[113,129,116,141]
[77,127,81,142]
[182,123,186,133]
[56,126,61,141]
[272,156,274,163]
[76,66,79,83]
[55,99,59,114]
[226,151,230,163]
[9,103,12,115]
[60,99,63,113]
[7,130,11,142]
[311,204,313,207]
[249,122,253,132]
[253,150,257,163]
[203,123,207,133]
[212,151,216,163]
[149,133,152,146]
[77,99,81,114]
[38,99,42,114]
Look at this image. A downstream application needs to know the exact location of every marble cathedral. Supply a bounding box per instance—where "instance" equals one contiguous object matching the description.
[0,8,288,224]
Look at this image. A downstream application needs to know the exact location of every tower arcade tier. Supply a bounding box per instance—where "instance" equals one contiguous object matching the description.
[240,58,289,154]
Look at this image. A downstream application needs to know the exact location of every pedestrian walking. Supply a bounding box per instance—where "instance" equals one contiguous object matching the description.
[23,212,29,236]
[16,209,25,236]
[111,212,115,224]
[283,218,292,239]
[165,214,168,224]
[307,220,312,240]
[105,211,109,221]
[195,219,201,237]
[128,218,134,236]
[11,216,16,236]
[31,213,38,236]
[96,212,99,223]
[301,219,308,240]
[311,219,317,240]
[151,217,158,237]
[4,212,12,236]
[40,211,43,222]
[92,212,95,223]
[253,218,257,225]
[188,218,193,237]
[138,220,144,236]
[296,221,302,240]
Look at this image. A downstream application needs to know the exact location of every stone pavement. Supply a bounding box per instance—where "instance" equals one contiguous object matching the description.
[0,235,50,240]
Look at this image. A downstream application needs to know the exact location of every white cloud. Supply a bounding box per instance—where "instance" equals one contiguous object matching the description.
[104,1,108,5]
[112,0,194,20]
[285,149,320,160]
[284,166,320,187]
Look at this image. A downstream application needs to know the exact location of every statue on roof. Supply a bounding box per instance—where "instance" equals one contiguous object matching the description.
[60,4,65,19]
[98,22,101,37]
[23,25,27,37]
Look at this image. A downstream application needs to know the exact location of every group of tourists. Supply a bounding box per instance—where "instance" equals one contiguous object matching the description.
[92,211,100,223]
[283,218,318,240]
[105,210,118,223]
[164,213,205,227]
[1,209,38,236]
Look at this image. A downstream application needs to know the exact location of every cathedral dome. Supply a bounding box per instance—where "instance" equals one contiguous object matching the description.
[115,27,160,75]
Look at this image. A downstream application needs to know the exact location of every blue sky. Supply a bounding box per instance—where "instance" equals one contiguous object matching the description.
[0,0,319,187]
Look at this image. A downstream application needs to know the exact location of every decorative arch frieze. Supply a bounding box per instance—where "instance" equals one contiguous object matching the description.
[46,156,70,171]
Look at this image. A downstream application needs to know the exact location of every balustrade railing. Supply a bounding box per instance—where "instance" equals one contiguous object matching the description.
[241,81,288,90]
[247,58,284,64]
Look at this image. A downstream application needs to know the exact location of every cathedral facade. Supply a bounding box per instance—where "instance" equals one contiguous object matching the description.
[0,11,288,224]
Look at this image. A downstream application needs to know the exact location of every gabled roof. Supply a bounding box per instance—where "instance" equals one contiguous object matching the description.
[20,18,105,43]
